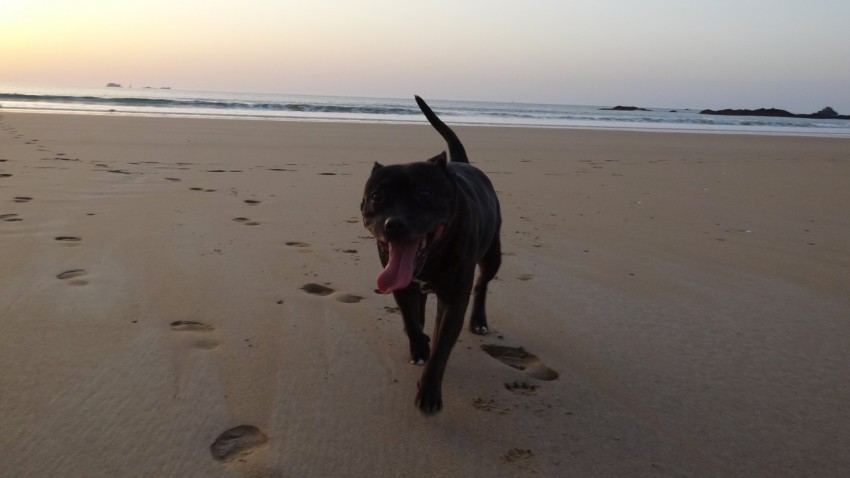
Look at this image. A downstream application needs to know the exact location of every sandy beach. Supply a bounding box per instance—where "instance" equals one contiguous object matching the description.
[1,111,849,477]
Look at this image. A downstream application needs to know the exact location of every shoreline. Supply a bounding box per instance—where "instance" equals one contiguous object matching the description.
[2,111,849,477]
[4,107,850,139]
[3,85,849,139]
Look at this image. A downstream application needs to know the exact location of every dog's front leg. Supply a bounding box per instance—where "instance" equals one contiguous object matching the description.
[393,285,430,365]
[416,283,472,415]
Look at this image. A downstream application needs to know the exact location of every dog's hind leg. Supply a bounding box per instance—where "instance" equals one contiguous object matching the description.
[469,236,501,335]
[394,286,430,365]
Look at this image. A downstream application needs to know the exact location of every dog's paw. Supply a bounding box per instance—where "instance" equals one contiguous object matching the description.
[409,338,430,365]
[471,324,489,335]
[415,383,443,416]
[410,348,428,365]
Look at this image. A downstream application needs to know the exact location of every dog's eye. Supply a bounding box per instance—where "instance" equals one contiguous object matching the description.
[417,188,432,199]
[370,192,384,203]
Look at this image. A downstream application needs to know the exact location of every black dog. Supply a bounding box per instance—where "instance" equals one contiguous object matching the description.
[361,96,502,415]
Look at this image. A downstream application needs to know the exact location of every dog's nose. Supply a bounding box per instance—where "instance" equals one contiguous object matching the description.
[384,217,408,235]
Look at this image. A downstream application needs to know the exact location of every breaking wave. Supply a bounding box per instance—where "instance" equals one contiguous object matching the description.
[1,87,848,137]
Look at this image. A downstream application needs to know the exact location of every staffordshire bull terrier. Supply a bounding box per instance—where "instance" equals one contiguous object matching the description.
[361,96,502,415]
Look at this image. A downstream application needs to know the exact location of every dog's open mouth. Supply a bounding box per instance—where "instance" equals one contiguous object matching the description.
[376,224,444,294]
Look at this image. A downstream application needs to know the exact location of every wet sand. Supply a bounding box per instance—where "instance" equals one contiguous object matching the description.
[1,111,849,477]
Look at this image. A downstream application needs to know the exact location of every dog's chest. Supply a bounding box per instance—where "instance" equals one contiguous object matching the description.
[413,279,436,294]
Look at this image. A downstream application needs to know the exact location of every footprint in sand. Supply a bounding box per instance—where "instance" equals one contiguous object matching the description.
[286,241,309,247]
[233,217,261,226]
[334,293,364,304]
[505,381,539,396]
[170,320,219,349]
[165,177,182,182]
[300,283,335,296]
[1,213,23,222]
[57,269,89,286]
[0,174,12,178]
[13,197,33,203]
[210,425,269,462]
[244,199,261,205]
[170,320,214,332]
[501,448,534,463]
[55,236,82,243]
[57,269,85,279]
[481,344,559,381]
[473,397,509,414]
[300,283,363,303]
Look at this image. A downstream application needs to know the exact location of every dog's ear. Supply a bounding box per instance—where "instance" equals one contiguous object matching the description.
[427,151,448,166]
[372,162,384,173]
[428,151,455,179]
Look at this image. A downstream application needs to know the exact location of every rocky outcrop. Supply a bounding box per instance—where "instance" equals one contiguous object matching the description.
[701,108,794,117]
[600,106,651,111]
[701,107,850,120]
[106,83,122,88]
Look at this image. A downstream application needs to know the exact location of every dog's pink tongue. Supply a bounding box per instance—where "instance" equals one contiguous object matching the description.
[377,240,419,294]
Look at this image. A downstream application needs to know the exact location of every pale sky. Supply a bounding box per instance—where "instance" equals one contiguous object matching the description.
[2,0,849,112]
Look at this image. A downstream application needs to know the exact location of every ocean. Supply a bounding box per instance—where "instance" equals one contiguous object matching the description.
[2,84,849,138]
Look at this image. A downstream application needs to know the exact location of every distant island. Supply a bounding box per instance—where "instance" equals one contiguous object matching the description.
[701,106,850,120]
[600,105,651,112]
[105,83,171,89]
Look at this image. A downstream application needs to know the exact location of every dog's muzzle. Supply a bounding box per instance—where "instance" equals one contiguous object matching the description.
[375,224,444,294]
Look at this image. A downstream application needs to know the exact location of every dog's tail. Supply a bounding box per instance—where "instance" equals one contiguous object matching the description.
[415,95,469,164]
